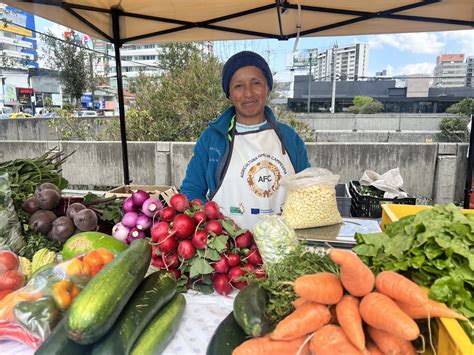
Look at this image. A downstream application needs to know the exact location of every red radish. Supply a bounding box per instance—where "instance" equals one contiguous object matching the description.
[242,263,255,273]
[157,234,177,254]
[228,266,246,282]
[236,231,253,248]
[151,257,165,268]
[218,213,225,219]
[191,198,203,206]
[204,201,220,219]
[151,245,160,259]
[132,190,150,207]
[151,221,170,242]
[213,274,233,295]
[141,197,163,218]
[169,193,190,212]
[164,252,179,268]
[226,253,240,267]
[194,210,207,225]
[123,197,136,213]
[159,207,176,222]
[213,256,229,273]
[204,220,223,235]
[122,211,139,228]
[192,230,208,249]
[255,268,267,279]
[136,214,151,230]
[168,268,181,280]
[178,240,195,259]
[173,214,196,239]
[246,248,263,265]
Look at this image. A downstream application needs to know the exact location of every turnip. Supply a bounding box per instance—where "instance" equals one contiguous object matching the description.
[169,193,190,212]
[226,253,241,267]
[172,214,196,239]
[141,197,163,218]
[213,256,229,273]
[123,197,136,213]
[191,230,208,249]
[157,234,177,254]
[213,274,233,295]
[235,231,253,249]
[136,214,152,230]
[204,201,220,220]
[128,227,145,240]
[246,248,263,266]
[112,222,130,243]
[177,240,195,260]
[132,190,150,207]
[164,252,180,269]
[204,220,223,235]
[159,207,176,222]
[122,211,139,228]
[193,210,207,225]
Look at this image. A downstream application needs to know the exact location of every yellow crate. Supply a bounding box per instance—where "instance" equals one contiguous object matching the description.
[380,203,474,355]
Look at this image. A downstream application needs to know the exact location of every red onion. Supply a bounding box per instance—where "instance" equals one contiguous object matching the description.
[132,190,150,208]
[141,197,163,218]
[136,214,152,230]
[123,197,136,213]
[122,211,139,228]
[112,222,129,243]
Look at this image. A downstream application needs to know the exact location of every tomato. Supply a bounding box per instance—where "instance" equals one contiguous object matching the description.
[0,289,13,300]
[0,270,24,290]
[0,251,19,273]
[83,250,104,269]
[96,248,114,265]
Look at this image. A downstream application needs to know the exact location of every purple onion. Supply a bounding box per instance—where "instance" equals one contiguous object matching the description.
[122,211,139,228]
[123,197,136,213]
[132,190,150,208]
[128,227,146,241]
[141,197,163,218]
[136,214,152,231]
[112,222,129,243]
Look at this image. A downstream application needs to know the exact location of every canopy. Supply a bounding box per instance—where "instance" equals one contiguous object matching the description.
[4,0,474,188]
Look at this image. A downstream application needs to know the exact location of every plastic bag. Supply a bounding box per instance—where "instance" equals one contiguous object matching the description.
[0,248,26,301]
[0,173,25,253]
[252,215,299,264]
[281,168,342,229]
[359,168,408,199]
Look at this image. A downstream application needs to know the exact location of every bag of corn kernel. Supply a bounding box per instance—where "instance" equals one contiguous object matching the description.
[281,168,342,229]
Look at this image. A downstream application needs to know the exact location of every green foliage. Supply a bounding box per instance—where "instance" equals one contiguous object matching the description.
[156,42,203,73]
[446,98,474,117]
[348,96,383,114]
[270,105,315,142]
[438,115,469,142]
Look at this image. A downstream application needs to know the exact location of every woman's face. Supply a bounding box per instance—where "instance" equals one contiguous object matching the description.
[229,66,269,123]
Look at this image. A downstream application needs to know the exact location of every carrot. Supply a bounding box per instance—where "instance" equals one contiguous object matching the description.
[232,334,307,355]
[366,341,384,355]
[309,324,364,355]
[293,272,343,305]
[367,326,416,355]
[336,295,365,351]
[396,298,467,320]
[359,292,420,341]
[329,249,374,297]
[271,302,331,341]
[292,297,308,309]
[375,271,427,307]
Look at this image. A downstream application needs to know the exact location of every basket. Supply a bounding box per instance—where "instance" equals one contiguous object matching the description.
[349,181,415,218]
[335,183,352,217]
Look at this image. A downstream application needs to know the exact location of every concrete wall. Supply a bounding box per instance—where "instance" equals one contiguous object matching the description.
[0,140,468,204]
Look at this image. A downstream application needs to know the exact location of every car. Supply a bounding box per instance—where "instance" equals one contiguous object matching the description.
[10,113,33,119]
[75,110,98,117]
[0,107,13,119]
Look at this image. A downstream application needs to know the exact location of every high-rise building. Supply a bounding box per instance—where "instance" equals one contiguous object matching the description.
[433,54,466,87]
[466,56,474,88]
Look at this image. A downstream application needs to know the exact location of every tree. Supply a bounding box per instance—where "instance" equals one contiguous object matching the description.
[446,98,474,117]
[439,98,473,142]
[156,42,203,73]
[348,96,383,114]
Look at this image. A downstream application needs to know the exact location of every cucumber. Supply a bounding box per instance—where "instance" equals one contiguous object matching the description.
[67,238,151,344]
[206,311,247,355]
[130,293,186,355]
[92,271,177,355]
[35,317,92,355]
[233,283,272,337]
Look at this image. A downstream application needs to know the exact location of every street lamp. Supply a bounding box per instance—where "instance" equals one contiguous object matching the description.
[307,52,313,113]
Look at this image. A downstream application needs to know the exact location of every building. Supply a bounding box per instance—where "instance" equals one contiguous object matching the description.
[466,56,474,88]
[433,54,466,87]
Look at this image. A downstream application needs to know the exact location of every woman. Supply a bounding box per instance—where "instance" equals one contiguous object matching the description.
[180,51,310,229]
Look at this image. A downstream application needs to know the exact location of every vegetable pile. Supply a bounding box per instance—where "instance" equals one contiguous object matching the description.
[0,250,25,300]
[354,203,474,340]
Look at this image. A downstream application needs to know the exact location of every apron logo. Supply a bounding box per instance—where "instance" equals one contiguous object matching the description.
[230,203,245,215]
[247,160,281,198]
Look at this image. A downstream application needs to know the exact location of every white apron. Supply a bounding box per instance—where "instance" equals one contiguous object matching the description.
[212,126,295,230]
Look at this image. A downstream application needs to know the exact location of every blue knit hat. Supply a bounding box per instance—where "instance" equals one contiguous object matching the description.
[222,51,273,98]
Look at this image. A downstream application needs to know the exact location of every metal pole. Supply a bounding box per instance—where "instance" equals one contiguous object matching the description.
[464,115,473,209]
[112,10,131,185]
[307,53,312,113]
[330,43,338,113]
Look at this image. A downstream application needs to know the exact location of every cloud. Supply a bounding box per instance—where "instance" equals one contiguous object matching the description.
[368,33,445,54]
[393,62,436,75]
[441,30,474,56]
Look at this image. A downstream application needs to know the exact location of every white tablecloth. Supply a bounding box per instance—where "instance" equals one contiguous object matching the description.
[0,290,236,355]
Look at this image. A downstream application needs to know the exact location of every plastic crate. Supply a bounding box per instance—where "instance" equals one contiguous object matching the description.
[349,181,416,218]
[336,183,351,217]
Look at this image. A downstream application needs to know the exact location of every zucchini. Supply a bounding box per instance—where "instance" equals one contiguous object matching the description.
[130,293,186,355]
[206,311,247,355]
[233,283,272,337]
[92,271,177,355]
[67,238,151,344]
[35,317,92,355]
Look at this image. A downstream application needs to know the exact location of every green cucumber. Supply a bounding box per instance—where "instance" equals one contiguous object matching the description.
[35,317,92,355]
[92,271,177,355]
[130,293,186,355]
[67,238,151,344]
[206,311,247,355]
[233,283,272,337]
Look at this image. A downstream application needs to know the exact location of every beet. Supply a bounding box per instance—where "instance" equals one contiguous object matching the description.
[48,216,75,242]
[29,210,57,234]
[73,209,98,231]
[22,197,40,214]
[35,189,61,210]
[66,203,86,220]
[35,182,61,195]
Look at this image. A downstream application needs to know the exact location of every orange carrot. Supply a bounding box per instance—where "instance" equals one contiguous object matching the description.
[232,334,307,355]
[329,248,374,297]
[396,298,467,320]
[359,292,420,341]
[375,271,427,307]
[366,341,384,355]
[294,272,343,305]
[309,324,364,355]
[336,295,365,351]
[292,297,308,309]
[367,326,416,355]
[271,302,331,341]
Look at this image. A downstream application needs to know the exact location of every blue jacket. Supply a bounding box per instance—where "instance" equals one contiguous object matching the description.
[180,106,310,202]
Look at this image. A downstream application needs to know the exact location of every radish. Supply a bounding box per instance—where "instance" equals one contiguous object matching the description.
[150,221,169,242]
[136,214,151,230]
[193,210,207,225]
[191,230,208,249]
[151,245,160,259]
[177,240,195,260]
[213,274,233,295]
[122,211,139,228]
[159,207,176,222]
[204,220,223,235]
[204,201,220,220]
[235,231,253,248]
[191,198,203,206]
[226,253,241,267]
[228,266,246,282]
[132,190,150,207]
[213,256,229,273]
[112,223,129,243]
[157,234,177,254]
[123,197,136,213]
[255,268,267,279]
[142,197,163,218]
[151,257,165,268]
[172,214,196,239]
[164,252,179,269]
[169,193,190,212]
[168,268,181,280]
[246,248,263,266]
